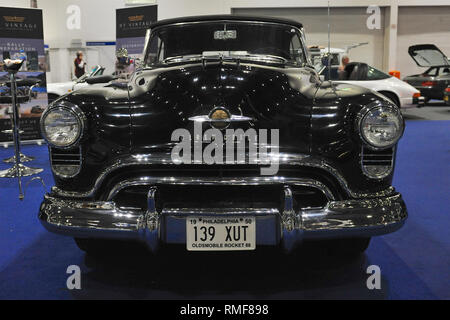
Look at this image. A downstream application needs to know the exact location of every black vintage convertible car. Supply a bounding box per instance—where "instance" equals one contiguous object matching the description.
[403,44,450,102]
[39,15,407,255]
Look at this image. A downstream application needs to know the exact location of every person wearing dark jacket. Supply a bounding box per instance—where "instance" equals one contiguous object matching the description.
[74,51,86,79]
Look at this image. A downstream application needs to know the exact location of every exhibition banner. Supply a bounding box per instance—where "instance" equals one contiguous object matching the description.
[0,7,48,143]
[116,5,157,74]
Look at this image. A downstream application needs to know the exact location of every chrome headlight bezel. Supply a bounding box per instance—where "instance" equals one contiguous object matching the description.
[40,103,86,149]
[357,102,404,150]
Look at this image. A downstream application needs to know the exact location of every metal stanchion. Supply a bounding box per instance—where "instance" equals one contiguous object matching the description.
[3,114,35,163]
[1,81,39,163]
[0,59,43,200]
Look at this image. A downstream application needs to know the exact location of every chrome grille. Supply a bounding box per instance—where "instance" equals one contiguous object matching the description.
[111,184,330,212]
[50,147,82,178]
[361,146,394,179]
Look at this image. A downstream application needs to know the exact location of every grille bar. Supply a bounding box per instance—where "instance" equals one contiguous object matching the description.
[361,146,394,179]
[111,184,330,212]
[50,147,82,177]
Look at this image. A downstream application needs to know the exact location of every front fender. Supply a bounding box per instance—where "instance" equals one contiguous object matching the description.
[311,81,399,194]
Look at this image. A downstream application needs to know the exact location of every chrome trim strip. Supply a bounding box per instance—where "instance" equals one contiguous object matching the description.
[51,152,395,200]
[298,28,312,66]
[152,20,302,30]
[142,28,152,59]
[162,207,279,216]
[106,176,335,202]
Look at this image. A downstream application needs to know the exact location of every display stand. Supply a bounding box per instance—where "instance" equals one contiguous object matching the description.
[2,105,34,163]
[3,153,35,163]
[0,59,43,199]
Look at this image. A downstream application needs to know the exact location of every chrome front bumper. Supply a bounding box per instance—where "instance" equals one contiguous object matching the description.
[39,187,407,253]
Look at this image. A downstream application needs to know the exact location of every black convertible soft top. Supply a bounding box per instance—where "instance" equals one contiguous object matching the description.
[150,14,303,29]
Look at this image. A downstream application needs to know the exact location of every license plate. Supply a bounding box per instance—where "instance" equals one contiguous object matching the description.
[186,217,256,251]
[444,96,448,101]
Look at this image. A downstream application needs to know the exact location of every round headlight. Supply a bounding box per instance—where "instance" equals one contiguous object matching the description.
[41,106,84,148]
[359,105,404,149]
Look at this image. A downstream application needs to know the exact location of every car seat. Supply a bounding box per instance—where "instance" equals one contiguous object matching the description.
[349,63,369,80]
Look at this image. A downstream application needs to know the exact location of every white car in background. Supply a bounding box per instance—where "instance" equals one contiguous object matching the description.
[309,43,368,69]
[47,65,106,103]
[318,62,423,108]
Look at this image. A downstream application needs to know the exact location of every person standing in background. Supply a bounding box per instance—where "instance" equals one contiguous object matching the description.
[338,55,350,80]
[339,55,350,71]
[74,51,86,79]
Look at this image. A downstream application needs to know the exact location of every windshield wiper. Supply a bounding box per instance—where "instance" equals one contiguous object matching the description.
[163,55,204,64]
[163,53,289,65]
[229,53,287,65]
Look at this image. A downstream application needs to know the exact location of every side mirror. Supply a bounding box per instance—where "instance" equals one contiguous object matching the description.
[319,75,325,81]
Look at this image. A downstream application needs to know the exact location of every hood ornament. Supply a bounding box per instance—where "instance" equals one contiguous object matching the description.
[189,107,254,129]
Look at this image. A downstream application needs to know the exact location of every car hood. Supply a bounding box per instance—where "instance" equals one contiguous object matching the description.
[62,62,384,166]
[408,44,449,67]
[127,62,319,153]
[48,80,76,87]
[47,80,76,92]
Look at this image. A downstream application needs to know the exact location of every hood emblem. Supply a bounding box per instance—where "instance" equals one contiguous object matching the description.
[189,107,254,130]
[210,108,230,121]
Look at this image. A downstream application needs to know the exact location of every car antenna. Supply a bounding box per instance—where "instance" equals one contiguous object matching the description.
[327,0,332,83]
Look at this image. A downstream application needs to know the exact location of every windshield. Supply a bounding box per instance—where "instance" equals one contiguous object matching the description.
[145,21,308,67]
[318,63,390,81]
[77,66,105,82]
[408,44,449,67]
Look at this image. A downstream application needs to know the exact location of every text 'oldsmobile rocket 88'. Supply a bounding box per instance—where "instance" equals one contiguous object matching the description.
[39,15,407,255]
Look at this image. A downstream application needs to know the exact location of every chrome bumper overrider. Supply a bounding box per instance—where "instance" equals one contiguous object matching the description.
[39,186,407,252]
